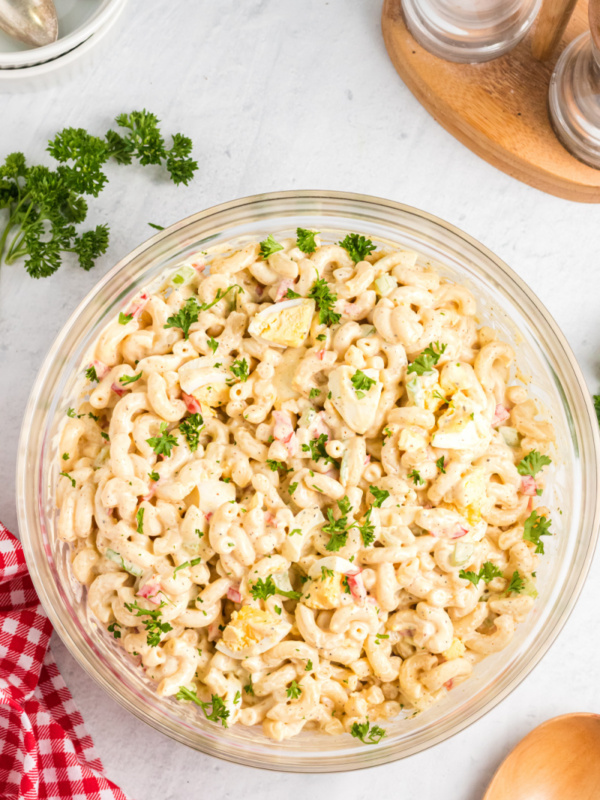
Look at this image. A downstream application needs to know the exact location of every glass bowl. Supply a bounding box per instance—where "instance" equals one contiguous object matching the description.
[17,190,600,772]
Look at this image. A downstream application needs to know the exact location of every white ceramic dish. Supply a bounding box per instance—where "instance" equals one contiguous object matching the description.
[0,0,125,70]
[0,0,126,91]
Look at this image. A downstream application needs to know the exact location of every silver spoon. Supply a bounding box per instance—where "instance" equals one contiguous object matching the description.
[0,0,58,48]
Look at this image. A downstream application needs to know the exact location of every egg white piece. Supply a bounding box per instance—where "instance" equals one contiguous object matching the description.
[248,298,316,348]
[328,366,382,435]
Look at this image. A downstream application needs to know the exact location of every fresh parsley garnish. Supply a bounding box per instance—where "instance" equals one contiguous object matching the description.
[594,394,600,425]
[259,234,284,259]
[358,509,376,547]
[507,570,525,594]
[148,222,164,230]
[180,413,204,452]
[436,456,446,474]
[308,278,341,326]
[62,453,69,461]
[350,719,386,745]
[124,600,172,647]
[350,369,376,399]
[339,233,376,263]
[369,486,389,508]
[323,499,356,552]
[309,388,321,400]
[207,337,219,354]
[107,621,121,639]
[163,297,201,339]
[286,680,302,700]
[175,686,230,727]
[267,459,289,472]
[230,358,249,382]
[285,288,301,299]
[0,111,196,278]
[305,659,313,671]
[119,312,133,324]
[288,482,298,496]
[119,371,142,385]
[244,678,254,695]
[85,366,99,382]
[517,450,552,477]
[459,561,503,586]
[406,342,447,376]
[146,422,178,457]
[66,408,76,417]
[250,575,301,601]
[174,556,202,575]
[523,509,552,554]
[60,471,75,488]
[408,469,424,486]
[164,286,241,339]
[149,471,159,482]
[296,227,318,254]
[301,433,340,467]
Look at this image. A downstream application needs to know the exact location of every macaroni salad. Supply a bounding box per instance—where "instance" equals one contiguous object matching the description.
[56,230,555,743]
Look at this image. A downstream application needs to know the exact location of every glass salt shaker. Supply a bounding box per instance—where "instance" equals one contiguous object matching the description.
[401,0,542,63]
[548,1,600,168]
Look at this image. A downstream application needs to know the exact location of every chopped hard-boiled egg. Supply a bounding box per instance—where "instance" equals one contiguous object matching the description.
[405,372,446,413]
[215,606,291,659]
[248,298,316,348]
[431,392,488,450]
[453,466,488,525]
[442,638,466,661]
[178,357,230,407]
[302,571,344,610]
[328,366,382,435]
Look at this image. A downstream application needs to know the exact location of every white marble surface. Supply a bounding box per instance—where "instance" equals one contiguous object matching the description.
[2,1,600,797]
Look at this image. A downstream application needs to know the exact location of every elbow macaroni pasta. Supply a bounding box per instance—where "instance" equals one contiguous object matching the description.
[56,231,555,742]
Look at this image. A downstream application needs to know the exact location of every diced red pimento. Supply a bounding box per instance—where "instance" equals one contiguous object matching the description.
[111,382,126,398]
[137,577,162,605]
[275,278,296,302]
[450,525,469,540]
[126,292,149,320]
[346,568,367,604]
[316,349,326,361]
[520,476,537,496]
[182,392,202,414]
[444,679,454,690]
[492,404,510,427]
[227,586,242,603]
[273,411,299,456]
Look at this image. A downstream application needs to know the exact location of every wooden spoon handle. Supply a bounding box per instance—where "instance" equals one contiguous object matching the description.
[531,0,579,61]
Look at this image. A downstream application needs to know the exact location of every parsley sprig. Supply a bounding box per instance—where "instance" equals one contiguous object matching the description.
[459,561,503,586]
[369,486,389,508]
[163,285,241,338]
[407,342,447,376]
[259,234,284,259]
[0,111,197,278]
[517,450,552,477]
[175,686,230,727]
[250,575,301,602]
[180,413,204,452]
[350,719,386,745]
[296,227,318,254]
[146,422,179,457]
[308,278,341,326]
[339,234,376,263]
[124,600,172,647]
[523,509,552,554]
[350,369,376,399]
[301,433,340,468]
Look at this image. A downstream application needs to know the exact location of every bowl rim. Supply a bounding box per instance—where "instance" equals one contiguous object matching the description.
[17,189,600,771]
[0,0,126,69]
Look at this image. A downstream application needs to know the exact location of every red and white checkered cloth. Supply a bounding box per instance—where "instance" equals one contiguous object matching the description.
[0,522,130,800]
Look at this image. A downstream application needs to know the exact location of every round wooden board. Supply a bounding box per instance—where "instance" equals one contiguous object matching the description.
[381,0,600,202]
